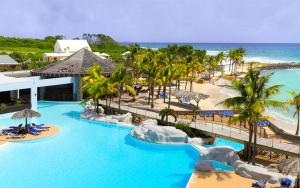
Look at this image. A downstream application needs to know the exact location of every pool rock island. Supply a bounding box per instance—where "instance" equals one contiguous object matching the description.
[131,119,188,144]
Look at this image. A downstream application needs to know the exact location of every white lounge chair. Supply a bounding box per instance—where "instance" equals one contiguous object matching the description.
[180,96,191,105]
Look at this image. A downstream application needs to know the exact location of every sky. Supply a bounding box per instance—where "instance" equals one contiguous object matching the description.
[1,0,300,43]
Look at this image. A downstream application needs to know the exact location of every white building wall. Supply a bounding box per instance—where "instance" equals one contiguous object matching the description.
[0,76,75,111]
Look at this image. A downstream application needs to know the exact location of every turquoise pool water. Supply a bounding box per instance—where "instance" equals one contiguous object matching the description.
[203,138,245,152]
[0,101,213,188]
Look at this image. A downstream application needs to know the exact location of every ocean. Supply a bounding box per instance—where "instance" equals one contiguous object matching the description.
[123,42,300,123]
[123,42,300,63]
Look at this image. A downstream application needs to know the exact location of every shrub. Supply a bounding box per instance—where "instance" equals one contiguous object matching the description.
[175,122,194,137]
[0,103,7,111]
[175,122,212,138]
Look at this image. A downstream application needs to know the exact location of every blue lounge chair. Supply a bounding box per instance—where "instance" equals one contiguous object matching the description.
[28,127,41,135]
[159,92,168,99]
[32,123,49,130]
[9,124,23,129]
[281,178,292,187]
[7,132,25,139]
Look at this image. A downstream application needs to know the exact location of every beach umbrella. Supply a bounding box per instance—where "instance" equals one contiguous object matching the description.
[11,108,41,125]
[278,157,300,188]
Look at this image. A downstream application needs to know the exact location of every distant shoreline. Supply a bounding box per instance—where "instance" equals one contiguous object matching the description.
[254,62,300,70]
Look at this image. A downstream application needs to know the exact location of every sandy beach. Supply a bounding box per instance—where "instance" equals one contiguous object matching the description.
[124,78,298,135]
[187,172,280,188]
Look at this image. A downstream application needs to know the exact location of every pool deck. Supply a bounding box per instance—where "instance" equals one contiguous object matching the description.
[187,172,280,188]
[0,125,59,144]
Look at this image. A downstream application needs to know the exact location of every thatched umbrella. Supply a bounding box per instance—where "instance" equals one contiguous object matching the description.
[278,157,300,187]
[174,90,208,104]
[12,108,41,125]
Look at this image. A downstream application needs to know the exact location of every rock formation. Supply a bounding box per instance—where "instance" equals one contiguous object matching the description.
[131,119,188,144]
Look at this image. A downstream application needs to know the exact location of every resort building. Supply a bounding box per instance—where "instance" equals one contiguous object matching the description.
[0,55,19,67]
[32,48,115,101]
[0,48,115,114]
[43,40,109,62]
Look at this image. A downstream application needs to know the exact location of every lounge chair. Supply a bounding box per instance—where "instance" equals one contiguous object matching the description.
[252,178,268,188]
[32,123,50,130]
[9,124,23,129]
[7,132,25,139]
[159,92,168,99]
[28,127,41,135]
[180,96,191,105]
[1,128,14,136]
[281,178,292,188]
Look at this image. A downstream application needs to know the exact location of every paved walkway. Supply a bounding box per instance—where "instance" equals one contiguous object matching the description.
[99,100,300,156]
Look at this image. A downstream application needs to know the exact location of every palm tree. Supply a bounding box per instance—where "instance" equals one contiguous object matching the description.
[111,63,136,109]
[82,64,107,114]
[141,49,160,108]
[227,50,234,73]
[216,51,225,74]
[125,44,147,85]
[220,66,286,164]
[234,48,245,73]
[205,56,218,82]
[287,91,300,136]
[159,45,179,105]
[159,108,177,124]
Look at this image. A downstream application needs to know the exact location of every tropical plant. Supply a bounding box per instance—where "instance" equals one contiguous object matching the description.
[287,91,300,136]
[159,108,177,124]
[82,64,108,114]
[175,122,193,136]
[0,103,7,112]
[140,49,161,108]
[215,51,225,74]
[191,108,199,121]
[15,98,23,106]
[159,45,180,106]
[205,55,218,81]
[220,66,286,164]
[111,63,136,109]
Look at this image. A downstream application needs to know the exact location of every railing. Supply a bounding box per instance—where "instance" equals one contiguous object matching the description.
[98,100,300,156]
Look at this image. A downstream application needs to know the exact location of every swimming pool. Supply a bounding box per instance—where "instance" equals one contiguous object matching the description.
[0,102,232,188]
[203,138,245,152]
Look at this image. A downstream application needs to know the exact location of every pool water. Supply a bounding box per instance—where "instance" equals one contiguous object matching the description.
[203,138,245,152]
[0,102,237,188]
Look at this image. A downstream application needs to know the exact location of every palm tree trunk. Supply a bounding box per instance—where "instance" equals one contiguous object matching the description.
[252,123,258,165]
[156,85,161,99]
[163,83,167,103]
[296,111,300,136]
[108,97,112,108]
[148,83,151,105]
[190,79,193,92]
[96,98,99,114]
[105,95,108,106]
[151,82,155,108]
[168,79,171,109]
[247,121,254,162]
[185,78,188,90]
[118,85,122,110]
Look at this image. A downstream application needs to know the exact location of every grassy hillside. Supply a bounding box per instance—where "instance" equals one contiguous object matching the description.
[0,35,59,62]
[0,34,127,63]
